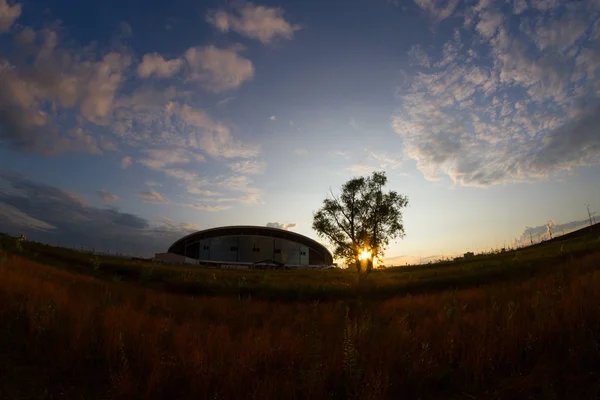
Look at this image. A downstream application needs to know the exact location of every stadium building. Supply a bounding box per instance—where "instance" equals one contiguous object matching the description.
[154,225,334,268]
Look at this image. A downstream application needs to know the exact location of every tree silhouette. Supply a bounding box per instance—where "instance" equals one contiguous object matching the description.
[312,171,408,273]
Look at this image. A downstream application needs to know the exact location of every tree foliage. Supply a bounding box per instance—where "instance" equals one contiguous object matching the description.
[312,171,408,273]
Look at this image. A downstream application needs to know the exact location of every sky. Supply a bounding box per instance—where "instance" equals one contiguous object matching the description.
[0,0,599,265]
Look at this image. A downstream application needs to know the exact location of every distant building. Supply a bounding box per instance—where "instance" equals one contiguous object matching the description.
[156,225,333,268]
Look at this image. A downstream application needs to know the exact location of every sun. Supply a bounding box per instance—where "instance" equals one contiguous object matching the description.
[358,248,372,261]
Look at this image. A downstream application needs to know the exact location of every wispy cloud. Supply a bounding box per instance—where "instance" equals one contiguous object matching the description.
[138,190,167,204]
[121,156,132,169]
[228,159,266,175]
[393,0,600,187]
[414,0,459,21]
[138,189,231,211]
[206,2,301,44]
[185,45,254,92]
[137,53,183,78]
[0,0,21,32]
[266,222,297,230]
[97,190,119,202]
[347,163,378,175]
[139,148,205,170]
[0,172,200,255]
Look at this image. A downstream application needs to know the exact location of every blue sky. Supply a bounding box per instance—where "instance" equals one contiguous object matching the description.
[0,0,599,265]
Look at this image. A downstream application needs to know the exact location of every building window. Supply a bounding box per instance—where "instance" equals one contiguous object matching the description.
[274,249,281,254]
[203,245,209,251]
[300,251,306,256]
[230,246,238,251]
[252,247,260,252]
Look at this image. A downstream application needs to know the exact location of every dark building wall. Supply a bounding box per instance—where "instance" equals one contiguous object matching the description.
[169,226,333,265]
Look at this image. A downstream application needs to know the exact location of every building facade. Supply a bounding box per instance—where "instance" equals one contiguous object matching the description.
[165,226,333,266]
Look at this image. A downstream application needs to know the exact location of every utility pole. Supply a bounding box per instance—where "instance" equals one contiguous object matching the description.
[587,204,594,231]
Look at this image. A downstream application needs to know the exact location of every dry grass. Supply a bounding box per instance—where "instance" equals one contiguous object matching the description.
[2,250,600,399]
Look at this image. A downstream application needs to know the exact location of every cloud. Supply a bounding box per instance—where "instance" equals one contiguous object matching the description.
[329,150,351,159]
[0,0,21,32]
[190,203,231,212]
[368,151,404,169]
[511,0,528,14]
[138,187,232,211]
[211,175,262,204]
[207,3,301,43]
[392,0,600,187]
[138,190,167,204]
[228,159,265,174]
[347,163,378,175]
[515,219,592,246]
[97,190,119,202]
[99,136,118,152]
[0,203,55,231]
[270,115,276,120]
[0,27,131,154]
[139,148,205,170]
[137,53,183,78]
[0,171,200,255]
[266,222,297,230]
[414,0,459,21]
[185,45,254,92]
[121,156,132,169]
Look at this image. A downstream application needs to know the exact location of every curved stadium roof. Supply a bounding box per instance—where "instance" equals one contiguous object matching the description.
[168,225,333,265]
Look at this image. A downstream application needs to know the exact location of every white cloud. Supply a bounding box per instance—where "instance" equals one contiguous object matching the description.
[80,52,131,124]
[368,151,404,169]
[0,25,134,155]
[392,0,600,187]
[207,3,301,43]
[158,217,201,233]
[174,103,261,159]
[99,136,118,152]
[139,148,205,170]
[67,127,103,155]
[414,0,459,21]
[511,0,528,14]
[294,148,308,156]
[530,0,560,11]
[266,222,297,230]
[270,115,276,120]
[228,159,265,174]
[190,203,231,212]
[185,45,254,92]
[121,156,132,169]
[347,163,377,175]
[138,190,167,204]
[138,189,231,212]
[0,0,21,32]
[137,53,183,78]
[187,185,221,197]
[216,175,262,204]
[97,190,119,202]
[329,150,351,159]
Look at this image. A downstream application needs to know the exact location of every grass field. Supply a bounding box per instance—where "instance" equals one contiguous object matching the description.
[1,231,600,399]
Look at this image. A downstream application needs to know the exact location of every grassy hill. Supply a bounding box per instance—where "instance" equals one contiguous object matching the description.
[1,230,600,399]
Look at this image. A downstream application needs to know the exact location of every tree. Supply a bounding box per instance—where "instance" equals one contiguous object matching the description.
[312,171,408,273]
